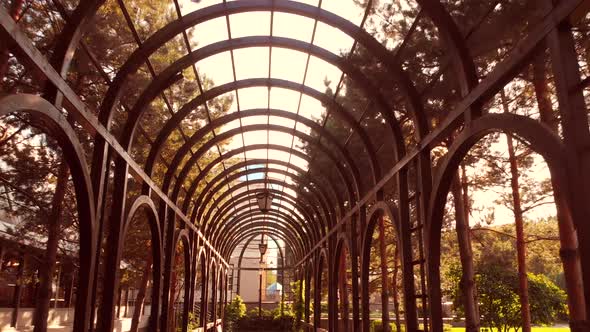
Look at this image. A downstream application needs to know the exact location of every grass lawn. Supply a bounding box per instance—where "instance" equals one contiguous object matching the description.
[450,328,569,332]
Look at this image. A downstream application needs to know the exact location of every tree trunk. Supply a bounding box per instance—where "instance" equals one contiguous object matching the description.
[33,160,69,332]
[130,255,152,332]
[392,246,401,332]
[501,89,532,332]
[450,173,480,332]
[0,0,25,81]
[532,46,587,322]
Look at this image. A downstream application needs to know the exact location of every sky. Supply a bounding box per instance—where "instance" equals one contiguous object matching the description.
[175,0,557,250]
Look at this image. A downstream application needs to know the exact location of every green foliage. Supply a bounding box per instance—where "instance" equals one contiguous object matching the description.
[442,217,565,292]
[290,280,305,323]
[447,261,567,332]
[246,307,274,318]
[272,300,295,320]
[235,315,295,331]
[246,308,259,318]
[476,264,522,332]
[369,320,405,332]
[527,273,568,325]
[186,312,200,331]
[223,295,246,331]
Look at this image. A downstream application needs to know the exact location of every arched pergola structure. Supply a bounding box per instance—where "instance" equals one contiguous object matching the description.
[1,0,589,331]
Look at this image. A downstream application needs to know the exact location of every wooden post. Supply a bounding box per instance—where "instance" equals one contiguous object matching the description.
[304,268,311,324]
[258,269,263,317]
[392,246,402,332]
[349,214,361,332]
[548,16,590,328]
[378,216,390,332]
[280,268,285,316]
[313,263,321,329]
[200,265,209,329]
[337,250,350,332]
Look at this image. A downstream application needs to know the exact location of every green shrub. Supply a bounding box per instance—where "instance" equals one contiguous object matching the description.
[246,307,274,318]
[368,320,451,332]
[186,312,200,331]
[235,315,294,331]
[369,319,405,332]
[224,295,247,331]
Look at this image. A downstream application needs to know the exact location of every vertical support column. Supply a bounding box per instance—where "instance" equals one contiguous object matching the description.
[328,240,337,332]
[349,213,361,332]
[224,272,229,312]
[547,16,590,329]
[337,247,350,332]
[281,267,285,316]
[259,268,263,317]
[220,271,226,324]
[236,267,241,296]
[313,257,322,329]
[199,258,209,329]
[149,204,165,332]
[304,266,311,325]
[182,248,191,332]
[360,207,372,332]
[211,269,217,324]
[160,207,177,332]
[97,159,129,332]
[89,147,112,332]
[399,169,418,332]
[296,270,303,325]
[228,267,233,301]
[188,236,199,321]
[378,215,390,332]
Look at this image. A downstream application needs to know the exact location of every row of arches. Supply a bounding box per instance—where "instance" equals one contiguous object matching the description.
[0,0,589,331]
[291,112,589,331]
[0,94,230,331]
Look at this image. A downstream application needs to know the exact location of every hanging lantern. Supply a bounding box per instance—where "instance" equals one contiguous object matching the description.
[259,241,268,263]
[258,242,268,257]
[256,190,273,213]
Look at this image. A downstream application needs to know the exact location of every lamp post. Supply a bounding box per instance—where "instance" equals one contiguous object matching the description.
[258,241,267,263]
[258,267,263,317]
[256,189,272,317]
[258,236,267,317]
